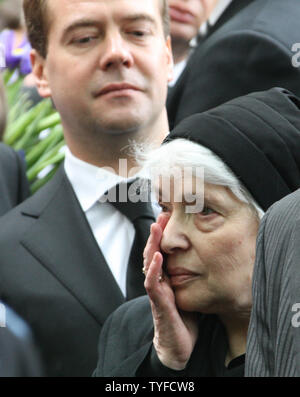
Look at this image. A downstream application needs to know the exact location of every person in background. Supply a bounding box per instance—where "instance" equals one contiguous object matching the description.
[0,75,41,377]
[0,0,32,76]
[0,0,42,106]
[168,0,218,86]
[94,87,300,377]
[167,0,300,130]
[0,75,29,216]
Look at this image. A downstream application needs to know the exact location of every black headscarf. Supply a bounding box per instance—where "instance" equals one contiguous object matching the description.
[164,88,300,211]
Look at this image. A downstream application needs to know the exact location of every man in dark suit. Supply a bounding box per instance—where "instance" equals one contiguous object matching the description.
[0,0,173,376]
[167,0,300,129]
[0,78,30,215]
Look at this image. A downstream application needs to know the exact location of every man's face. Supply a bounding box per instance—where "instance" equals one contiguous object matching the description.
[168,0,207,43]
[33,0,173,138]
[168,0,218,44]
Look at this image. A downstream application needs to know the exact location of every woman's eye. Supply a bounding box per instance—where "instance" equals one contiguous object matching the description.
[158,203,170,213]
[79,37,92,43]
[131,31,145,36]
[200,206,215,216]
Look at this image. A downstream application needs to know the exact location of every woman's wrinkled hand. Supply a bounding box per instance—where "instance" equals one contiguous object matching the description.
[143,214,199,371]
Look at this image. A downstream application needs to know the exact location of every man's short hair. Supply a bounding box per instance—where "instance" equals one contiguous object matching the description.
[23,0,170,58]
[0,77,7,140]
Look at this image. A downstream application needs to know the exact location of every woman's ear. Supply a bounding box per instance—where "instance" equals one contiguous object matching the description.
[30,49,52,98]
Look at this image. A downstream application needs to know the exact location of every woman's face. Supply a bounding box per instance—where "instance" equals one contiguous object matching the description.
[158,177,259,316]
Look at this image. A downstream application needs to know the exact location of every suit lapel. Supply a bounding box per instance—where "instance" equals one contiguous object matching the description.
[20,166,125,325]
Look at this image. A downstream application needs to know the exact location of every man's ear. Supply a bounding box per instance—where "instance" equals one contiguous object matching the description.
[30,49,52,98]
[165,35,174,84]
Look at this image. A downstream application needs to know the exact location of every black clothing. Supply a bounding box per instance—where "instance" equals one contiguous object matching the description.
[138,330,245,377]
[0,303,43,377]
[0,143,29,216]
[94,296,244,377]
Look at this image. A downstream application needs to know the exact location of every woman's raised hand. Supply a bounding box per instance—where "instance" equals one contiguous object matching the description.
[143,214,199,371]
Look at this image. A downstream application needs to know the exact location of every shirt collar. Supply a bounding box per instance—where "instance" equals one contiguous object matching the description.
[64,147,140,212]
[169,58,188,86]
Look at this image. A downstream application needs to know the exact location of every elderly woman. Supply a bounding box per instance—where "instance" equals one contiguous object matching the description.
[94,87,300,377]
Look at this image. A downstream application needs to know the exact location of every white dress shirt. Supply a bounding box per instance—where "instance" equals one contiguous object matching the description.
[64,148,160,297]
[169,59,188,87]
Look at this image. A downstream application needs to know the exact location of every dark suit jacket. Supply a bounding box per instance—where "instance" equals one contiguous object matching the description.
[0,328,41,377]
[0,303,43,377]
[0,143,29,216]
[95,296,244,377]
[167,0,300,129]
[0,165,127,376]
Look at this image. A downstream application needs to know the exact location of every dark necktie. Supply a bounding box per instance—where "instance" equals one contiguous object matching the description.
[107,179,155,300]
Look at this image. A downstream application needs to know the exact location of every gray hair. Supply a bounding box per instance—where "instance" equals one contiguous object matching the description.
[135,138,265,219]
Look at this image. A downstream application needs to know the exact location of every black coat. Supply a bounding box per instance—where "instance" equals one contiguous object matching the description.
[0,143,29,216]
[94,296,244,377]
[167,0,300,129]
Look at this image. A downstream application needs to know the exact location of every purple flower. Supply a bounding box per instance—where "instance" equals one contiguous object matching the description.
[0,29,32,74]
